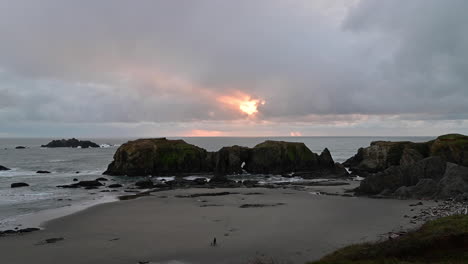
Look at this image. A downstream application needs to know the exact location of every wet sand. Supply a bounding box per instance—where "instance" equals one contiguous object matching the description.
[0,187,433,264]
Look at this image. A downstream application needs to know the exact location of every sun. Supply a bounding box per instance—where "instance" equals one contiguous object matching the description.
[218,93,265,116]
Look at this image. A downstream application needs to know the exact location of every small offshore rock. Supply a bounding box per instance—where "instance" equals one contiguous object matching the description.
[0,165,10,171]
[11,182,29,188]
[36,170,51,174]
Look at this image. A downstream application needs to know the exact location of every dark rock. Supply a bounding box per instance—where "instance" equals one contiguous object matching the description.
[95,177,108,181]
[344,134,468,176]
[108,184,123,188]
[73,178,78,181]
[75,171,80,174]
[103,138,213,176]
[41,138,99,148]
[11,182,29,188]
[15,146,26,149]
[0,165,10,171]
[57,180,103,188]
[214,145,250,175]
[135,180,154,189]
[242,180,259,187]
[356,156,446,195]
[192,178,208,185]
[435,163,468,200]
[36,170,51,174]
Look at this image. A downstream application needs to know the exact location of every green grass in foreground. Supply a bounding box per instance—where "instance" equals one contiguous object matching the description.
[308,215,468,264]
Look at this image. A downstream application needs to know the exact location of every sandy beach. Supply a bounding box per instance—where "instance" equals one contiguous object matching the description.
[0,186,434,264]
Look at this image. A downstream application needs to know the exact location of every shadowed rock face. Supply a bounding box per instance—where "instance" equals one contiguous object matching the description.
[104,138,348,178]
[104,138,213,176]
[245,141,320,175]
[344,134,468,176]
[356,156,468,200]
[41,138,99,148]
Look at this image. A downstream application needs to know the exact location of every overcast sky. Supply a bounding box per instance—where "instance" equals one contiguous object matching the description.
[1,0,467,137]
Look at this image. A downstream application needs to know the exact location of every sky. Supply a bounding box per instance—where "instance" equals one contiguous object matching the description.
[1,0,468,137]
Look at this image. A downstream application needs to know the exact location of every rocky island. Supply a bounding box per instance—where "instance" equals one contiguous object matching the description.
[41,138,100,148]
[103,138,348,178]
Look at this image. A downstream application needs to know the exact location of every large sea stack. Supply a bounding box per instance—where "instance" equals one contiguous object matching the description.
[103,138,213,176]
[104,138,348,178]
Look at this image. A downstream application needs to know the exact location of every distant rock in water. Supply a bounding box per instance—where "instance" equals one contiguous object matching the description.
[15,146,26,149]
[353,134,468,200]
[41,138,99,148]
[104,138,348,178]
[0,165,10,171]
[344,133,468,176]
[36,170,51,174]
[11,182,29,188]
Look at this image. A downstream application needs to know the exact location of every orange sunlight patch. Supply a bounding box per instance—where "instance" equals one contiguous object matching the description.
[186,129,224,137]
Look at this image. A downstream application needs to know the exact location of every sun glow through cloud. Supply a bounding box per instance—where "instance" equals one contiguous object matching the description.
[218,93,265,116]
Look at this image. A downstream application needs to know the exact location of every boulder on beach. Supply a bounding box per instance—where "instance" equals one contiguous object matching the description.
[0,165,10,171]
[57,180,103,188]
[104,138,348,178]
[104,138,213,176]
[11,182,29,188]
[41,138,99,148]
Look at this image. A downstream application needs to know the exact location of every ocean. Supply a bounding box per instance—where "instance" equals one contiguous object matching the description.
[0,136,433,230]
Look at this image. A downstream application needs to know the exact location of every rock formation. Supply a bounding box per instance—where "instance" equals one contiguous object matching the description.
[0,165,10,171]
[104,138,213,176]
[104,138,348,178]
[344,134,468,175]
[41,138,99,148]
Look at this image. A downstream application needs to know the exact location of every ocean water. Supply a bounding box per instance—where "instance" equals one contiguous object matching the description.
[0,136,433,229]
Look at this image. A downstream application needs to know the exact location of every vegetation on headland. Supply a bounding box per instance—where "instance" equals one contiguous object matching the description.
[307,215,468,264]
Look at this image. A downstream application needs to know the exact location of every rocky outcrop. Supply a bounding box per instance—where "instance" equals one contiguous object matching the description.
[344,134,468,176]
[104,138,213,176]
[356,156,468,200]
[41,138,99,148]
[0,165,10,171]
[104,138,348,178]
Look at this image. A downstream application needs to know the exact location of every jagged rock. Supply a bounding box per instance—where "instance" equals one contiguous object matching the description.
[11,182,29,188]
[103,138,213,176]
[435,163,468,200]
[356,157,446,195]
[41,138,99,148]
[0,165,10,171]
[400,148,425,167]
[430,134,468,167]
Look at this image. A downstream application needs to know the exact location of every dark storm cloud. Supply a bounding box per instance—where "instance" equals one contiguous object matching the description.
[0,0,467,136]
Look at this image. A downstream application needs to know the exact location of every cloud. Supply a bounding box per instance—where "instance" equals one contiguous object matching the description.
[0,0,467,136]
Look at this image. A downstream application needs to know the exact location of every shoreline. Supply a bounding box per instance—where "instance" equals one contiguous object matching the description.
[0,186,436,264]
